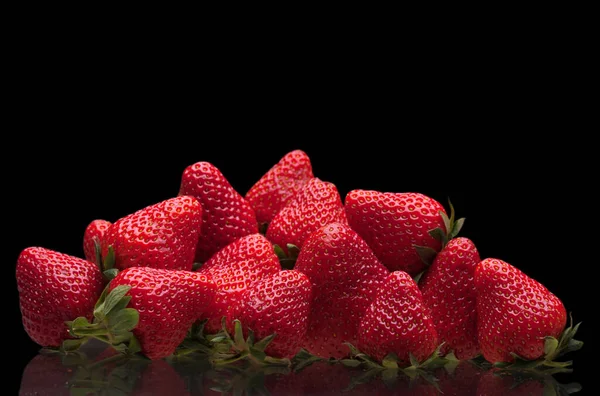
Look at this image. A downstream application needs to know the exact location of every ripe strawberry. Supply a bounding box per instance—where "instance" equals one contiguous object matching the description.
[197,234,280,334]
[245,150,314,225]
[345,190,447,275]
[295,222,389,359]
[109,267,217,360]
[179,161,258,263]
[236,270,312,358]
[474,259,566,363]
[357,271,438,365]
[266,178,347,254]
[102,196,202,272]
[83,219,111,263]
[419,237,481,360]
[16,247,104,347]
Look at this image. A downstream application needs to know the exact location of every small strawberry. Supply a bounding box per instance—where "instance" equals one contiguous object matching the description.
[419,237,481,360]
[295,222,389,359]
[266,178,347,254]
[83,219,111,263]
[102,196,202,272]
[474,259,568,364]
[179,161,258,263]
[245,150,314,225]
[197,234,280,334]
[345,190,456,276]
[236,270,312,358]
[357,271,438,365]
[16,247,104,347]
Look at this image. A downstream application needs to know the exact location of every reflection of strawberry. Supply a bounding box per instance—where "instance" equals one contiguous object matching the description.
[83,219,111,263]
[19,353,75,395]
[17,247,103,347]
[245,150,314,225]
[477,371,542,396]
[434,362,482,396]
[134,360,189,396]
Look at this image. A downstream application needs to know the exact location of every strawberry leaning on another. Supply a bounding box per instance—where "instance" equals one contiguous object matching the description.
[295,222,389,359]
[345,190,447,276]
[197,234,280,334]
[16,247,104,347]
[419,237,481,360]
[266,178,347,254]
[102,196,202,272]
[83,219,111,263]
[109,267,217,360]
[358,271,438,365]
[245,150,314,225]
[179,161,258,263]
[474,259,567,363]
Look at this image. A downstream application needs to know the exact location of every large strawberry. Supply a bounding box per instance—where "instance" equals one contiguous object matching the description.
[357,271,438,365]
[179,161,258,263]
[295,222,389,359]
[102,196,202,272]
[345,190,451,276]
[83,219,111,263]
[474,259,567,363]
[245,150,314,225]
[266,178,347,254]
[16,247,104,347]
[197,234,280,334]
[419,237,481,360]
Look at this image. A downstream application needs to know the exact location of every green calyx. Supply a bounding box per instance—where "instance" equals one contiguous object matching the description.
[273,244,300,270]
[93,238,118,282]
[63,285,141,356]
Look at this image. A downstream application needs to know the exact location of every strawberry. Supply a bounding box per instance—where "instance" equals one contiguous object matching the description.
[102,196,202,272]
[474,259,567,363]
[179,161,258,263]
[245,150,314,225]
[357,271,438,365]
[16,247,104,347]
[236,270,312,358]
[197,234,280,334]
[295,222,389,359]
[108,267,217,360]
[345,190,449,275]
[83,219,111,263]
[266,178,347,254]
[419,237,481,360]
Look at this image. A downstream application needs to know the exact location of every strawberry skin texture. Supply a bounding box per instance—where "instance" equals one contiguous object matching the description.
[474,259,567,363]
[179,161,258,263]
[83,219,111,262]
[358,271,438,364]
[245,150,314,225]
[345,190,446,275]
[197,234,280,334]
[266,178,347,253]
[237,270,312,358]
[109,267,216,360]
[295,222,389,358]
[419,237,481,360]
[16,247,104,347]
[102,196,202,271]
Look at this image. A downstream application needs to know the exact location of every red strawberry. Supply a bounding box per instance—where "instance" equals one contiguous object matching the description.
[357,271,438,365]
[236,270,312,358]
[295,222,389,359]
[345,190,447,275]
[109,267,216,359]
[266,178,347,253]
[102,196,202,271]
[16,247,103,347]
[179,161,258,263]
[474,259,567,363]
[245,150,314,225]
[83,219,111,263]
[419,237,481,360]
[197,234,280,333]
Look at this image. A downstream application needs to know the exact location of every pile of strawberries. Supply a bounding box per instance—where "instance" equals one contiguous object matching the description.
[16,150,581,371]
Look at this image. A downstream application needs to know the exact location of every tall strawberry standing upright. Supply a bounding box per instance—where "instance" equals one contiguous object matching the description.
[179,162,258,263]
[83,219,111,263]
[245,150,314,227]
